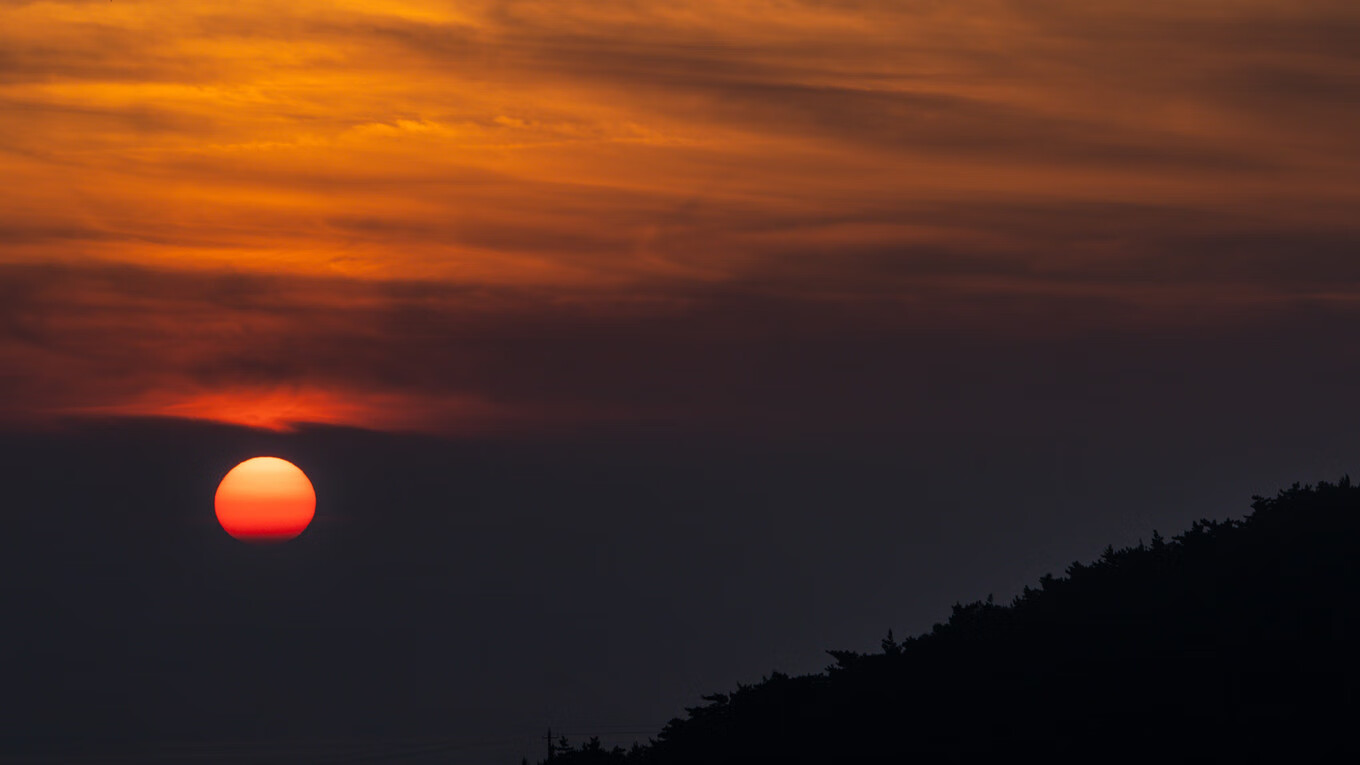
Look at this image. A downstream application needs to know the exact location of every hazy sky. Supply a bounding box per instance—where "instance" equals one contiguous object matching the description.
[4,3,1360,763]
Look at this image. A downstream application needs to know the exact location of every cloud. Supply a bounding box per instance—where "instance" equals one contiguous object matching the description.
[5,259,1360,438]
[1,1,1358,431]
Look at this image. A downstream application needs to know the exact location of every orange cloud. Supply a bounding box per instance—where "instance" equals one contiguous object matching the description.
[2,1,1358,431]
[60,386,503,434]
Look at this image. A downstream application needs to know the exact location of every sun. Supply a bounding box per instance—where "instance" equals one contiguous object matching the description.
[215,457,316,543]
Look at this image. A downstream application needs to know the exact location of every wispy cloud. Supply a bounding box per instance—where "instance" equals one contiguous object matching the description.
[2,1,1358,430]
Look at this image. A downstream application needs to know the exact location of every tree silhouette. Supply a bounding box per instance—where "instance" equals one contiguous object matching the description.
[530,479,1360,763]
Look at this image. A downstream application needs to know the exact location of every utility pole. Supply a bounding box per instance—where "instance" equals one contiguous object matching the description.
[544,727,554,761]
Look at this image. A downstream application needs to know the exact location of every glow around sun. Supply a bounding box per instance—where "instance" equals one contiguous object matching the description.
[214,457,316,543]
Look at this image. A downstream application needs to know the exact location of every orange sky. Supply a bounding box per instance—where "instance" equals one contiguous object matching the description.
[2,1,1359,432]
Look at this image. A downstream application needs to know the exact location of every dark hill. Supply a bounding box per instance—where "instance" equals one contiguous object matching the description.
[538,480,1360,763]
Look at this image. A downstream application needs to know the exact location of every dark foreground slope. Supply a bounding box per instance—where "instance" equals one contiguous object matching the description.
[543,480,1360,763]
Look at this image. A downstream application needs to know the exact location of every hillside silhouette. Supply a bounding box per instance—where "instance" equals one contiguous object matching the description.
[537,480,1360,763]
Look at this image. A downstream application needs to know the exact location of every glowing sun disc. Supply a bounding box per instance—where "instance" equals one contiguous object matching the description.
[215,457,316,542]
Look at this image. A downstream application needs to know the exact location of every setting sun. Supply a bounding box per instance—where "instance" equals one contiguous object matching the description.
[214,457,316,543]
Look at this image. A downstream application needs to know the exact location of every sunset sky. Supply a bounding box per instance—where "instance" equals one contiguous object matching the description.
[4,0,1358,433]
[5,3,1360,763]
